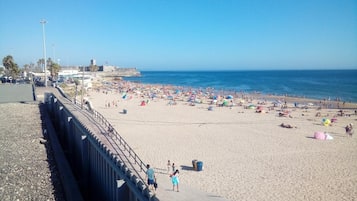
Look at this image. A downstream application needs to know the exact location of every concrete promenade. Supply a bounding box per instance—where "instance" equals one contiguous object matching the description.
[0,84,35,103]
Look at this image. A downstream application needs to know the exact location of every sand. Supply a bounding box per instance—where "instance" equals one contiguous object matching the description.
[86,81,357,201]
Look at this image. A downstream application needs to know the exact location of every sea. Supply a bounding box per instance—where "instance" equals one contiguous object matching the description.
[123,70,357,103]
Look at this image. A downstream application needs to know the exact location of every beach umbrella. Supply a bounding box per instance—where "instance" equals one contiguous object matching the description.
[322,118,331,126]
[325,133,333,140]
[272,101,281,107]
[314,131,326,140]
[226,95,233,99]
[256,106,265,113]
[223,99,229,106]
[248,105,256,109]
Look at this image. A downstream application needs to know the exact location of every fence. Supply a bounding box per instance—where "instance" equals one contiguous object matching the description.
[46,92,158,201]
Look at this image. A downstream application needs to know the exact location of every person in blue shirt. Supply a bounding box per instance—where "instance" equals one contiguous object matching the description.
[146,164,156,191]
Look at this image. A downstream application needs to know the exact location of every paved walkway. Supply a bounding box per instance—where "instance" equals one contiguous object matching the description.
[0,84,35,103]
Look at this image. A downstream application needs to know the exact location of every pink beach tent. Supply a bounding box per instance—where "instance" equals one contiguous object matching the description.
[314,131,326,140]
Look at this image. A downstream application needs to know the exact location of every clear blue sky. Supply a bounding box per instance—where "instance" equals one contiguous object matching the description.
[0,0,356,70]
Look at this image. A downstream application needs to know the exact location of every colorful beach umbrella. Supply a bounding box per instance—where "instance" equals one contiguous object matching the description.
[314,131,326,140]
[226,95,233,99]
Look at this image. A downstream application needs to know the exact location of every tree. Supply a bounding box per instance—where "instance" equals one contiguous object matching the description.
[49,62,61,80]
[37,59,45,72]
[46,58,53,67]
[2,55,19,78]
[23,64,30,70]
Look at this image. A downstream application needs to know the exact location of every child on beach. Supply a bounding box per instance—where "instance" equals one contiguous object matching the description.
[172,163,175,172]
[170,169,180,192]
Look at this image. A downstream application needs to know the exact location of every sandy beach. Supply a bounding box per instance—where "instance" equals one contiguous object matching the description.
[85,81,357,201]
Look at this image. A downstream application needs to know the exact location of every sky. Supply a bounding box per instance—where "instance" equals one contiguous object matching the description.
[0,0,356,71]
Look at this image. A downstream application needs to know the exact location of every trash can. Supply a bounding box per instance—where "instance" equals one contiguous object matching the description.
[123,109,127,114]
[192,160,198,171]
[196,161,203,171]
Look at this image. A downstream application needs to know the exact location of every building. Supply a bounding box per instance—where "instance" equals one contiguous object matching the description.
[98,65,116,72]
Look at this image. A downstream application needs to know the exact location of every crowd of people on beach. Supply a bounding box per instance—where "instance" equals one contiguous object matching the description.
[90,79,353,111]
[90,80,356,139]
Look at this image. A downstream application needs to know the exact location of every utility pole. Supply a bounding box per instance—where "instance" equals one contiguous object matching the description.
[40,19,47,87]
[81,66,84,109]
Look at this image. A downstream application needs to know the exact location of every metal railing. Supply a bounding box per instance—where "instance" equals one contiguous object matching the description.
[49,88,155,200]
[91,108,148,178]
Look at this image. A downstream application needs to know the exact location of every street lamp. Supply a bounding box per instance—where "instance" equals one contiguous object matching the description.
[81,66,85,109]
[40,19,47,87]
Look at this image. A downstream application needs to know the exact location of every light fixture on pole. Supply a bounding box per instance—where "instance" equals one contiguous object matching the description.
[40,19,47,87]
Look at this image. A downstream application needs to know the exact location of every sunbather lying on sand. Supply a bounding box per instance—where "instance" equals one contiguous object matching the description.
[280,123,297,129]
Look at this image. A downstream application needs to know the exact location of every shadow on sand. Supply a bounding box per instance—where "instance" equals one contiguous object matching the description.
[180,165,195,171]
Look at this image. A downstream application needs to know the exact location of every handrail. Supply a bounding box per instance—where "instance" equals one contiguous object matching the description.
[72,99,149,189]
[53,86,148,196]
[92,109,148,171]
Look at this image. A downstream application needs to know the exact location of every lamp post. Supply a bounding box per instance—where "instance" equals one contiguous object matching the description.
[81,66,84,109]
[40,19,47,87]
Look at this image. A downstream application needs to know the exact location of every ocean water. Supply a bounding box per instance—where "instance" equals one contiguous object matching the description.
[124,70,357,102]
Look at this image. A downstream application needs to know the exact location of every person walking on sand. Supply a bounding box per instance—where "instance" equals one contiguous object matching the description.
[345,123,354,137]
[146,164,156,191]
[172,163,175,172]
[167,160,171,173]
[170,169,180,192]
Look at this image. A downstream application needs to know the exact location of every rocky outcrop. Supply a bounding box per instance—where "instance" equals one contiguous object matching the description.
[116,68,141,77]
[99,68,141,78]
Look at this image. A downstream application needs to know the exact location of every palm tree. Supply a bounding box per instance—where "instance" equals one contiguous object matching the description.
[2,55,19,78]
[49,62,61,80]
[37,59,45,72]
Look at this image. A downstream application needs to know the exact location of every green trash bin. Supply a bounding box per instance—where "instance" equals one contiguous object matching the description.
[192,160,198,171]
[196,161,203,171]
